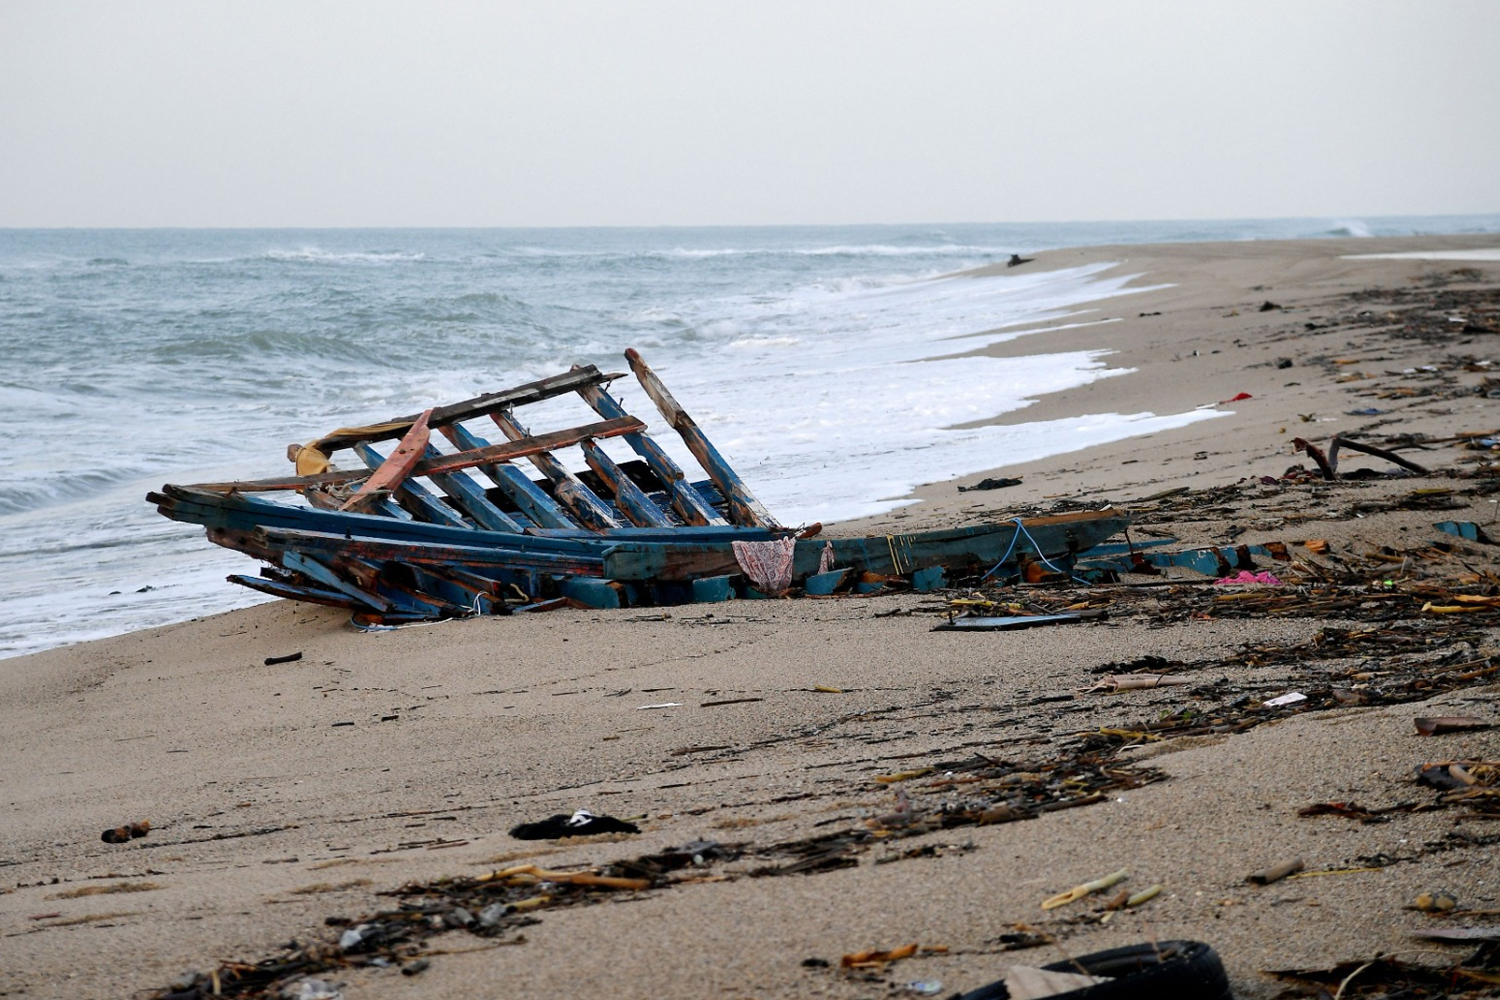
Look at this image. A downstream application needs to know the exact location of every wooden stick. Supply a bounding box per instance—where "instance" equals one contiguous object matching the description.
[625,348,781,528]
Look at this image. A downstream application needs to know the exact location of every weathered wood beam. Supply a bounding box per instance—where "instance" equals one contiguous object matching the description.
[308,366,624,452]
[575,372,726,526]
[189,417,643,493]
[491,408,620,531]
[581,439,672,528]
[624,349,780,528]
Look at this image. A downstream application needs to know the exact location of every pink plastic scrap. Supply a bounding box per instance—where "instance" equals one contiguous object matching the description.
[732,537,797,594]
[1215,570,1281,586]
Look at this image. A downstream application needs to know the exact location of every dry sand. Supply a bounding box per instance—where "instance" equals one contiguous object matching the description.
[4,235,1500,1000]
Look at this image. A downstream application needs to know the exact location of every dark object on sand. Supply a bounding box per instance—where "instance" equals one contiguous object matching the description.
[1414,715,1488,737]
[934,611,1106,632]
[1007,253,1034,268]
[149,351,1128,621]
[263,651,303,665]
[101,820,151,844]
[1293,434,1430,481]
[957,940,1232,1000]
[959,477,1023,492]
[1258,300,1281,311]
[510,809,641,840]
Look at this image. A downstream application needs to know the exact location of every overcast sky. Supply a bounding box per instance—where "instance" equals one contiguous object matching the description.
[2,1,1497,228]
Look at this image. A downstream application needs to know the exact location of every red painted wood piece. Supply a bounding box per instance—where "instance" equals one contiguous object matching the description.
[340,408,433,511]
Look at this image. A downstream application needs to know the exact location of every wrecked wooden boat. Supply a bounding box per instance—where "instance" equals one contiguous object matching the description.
[149,349,1129,621]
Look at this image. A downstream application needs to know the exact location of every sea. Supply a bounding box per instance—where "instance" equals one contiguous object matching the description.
[5,215,1499,659]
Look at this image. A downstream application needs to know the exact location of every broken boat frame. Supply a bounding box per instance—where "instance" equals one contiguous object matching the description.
[149,350,1130,621]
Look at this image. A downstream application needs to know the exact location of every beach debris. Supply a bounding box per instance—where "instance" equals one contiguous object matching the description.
[1262,691,1307,708]
[1413,891,1458,913]
[1006,254,1034,267]
[1002,966,1111,999]
[476,864,652,892]
[933,612,1104,632]
[1412,926,1500,942]
[263,651,303,665]
[1041,867,1128,909]
[509,809,641,840]
[1296,801,1417,824]
[1214,570,1280,585]
[959,476,1022,492]
[840,943,947,970]
[905,980,945,996]
[812,684,844,693]
[1435,520,1495,543]
[1268,953,1500,998]
[281,981,340,1000]
[1086,673,1192,694]
[959,941,1229,1000]
[1414,715,1488,736]
[101,820,151,844]
[636,702,682,710]
[1220,391,1253,403]
[1294,433,1431,481]
[1247,858,1305,885]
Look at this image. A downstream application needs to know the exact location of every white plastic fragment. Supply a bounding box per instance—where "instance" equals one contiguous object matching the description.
[1263,691,1308,708]
[282,980,342,1000]
[636,702,683,710]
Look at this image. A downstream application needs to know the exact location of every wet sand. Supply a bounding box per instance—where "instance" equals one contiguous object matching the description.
[3,235,1500,1000]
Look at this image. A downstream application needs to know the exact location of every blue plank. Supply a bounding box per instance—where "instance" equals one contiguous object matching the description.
[559,576,622,609]
[491,409,621,531]
[576,380,727,526]
[803,569,849,596]
[910,566,946,592]
[690,575,736,603]
[439,423,575,529]
[413,443,526,533]
[353,443,471,528]
[280,551,394,611]
[581,439,672,527]
[625,349,780,528]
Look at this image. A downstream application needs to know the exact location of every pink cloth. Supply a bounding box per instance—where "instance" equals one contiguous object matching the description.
[818,540,836,575]
[732,537,797,594]
[1215,570,1281,586]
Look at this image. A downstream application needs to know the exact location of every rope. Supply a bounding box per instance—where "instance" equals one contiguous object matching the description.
[979,517,1091,586]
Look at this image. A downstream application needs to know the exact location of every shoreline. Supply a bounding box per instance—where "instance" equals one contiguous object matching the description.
[4,233,1500,1000]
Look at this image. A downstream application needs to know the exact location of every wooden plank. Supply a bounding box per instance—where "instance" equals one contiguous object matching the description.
[410,443,526,533]
[340,408,432,511]
[576,377,726,526]
[353,443,471,528]
[227,574,361,610]
[188,417,644,493]
[580,439,672,527]
[601,514,1130,583]
[624,349,780,528]
[491,408,620,531]
[438,423,574,529]
[281,551,394,611]
[256,527,606,575]
[308,366,624,452]
[152,485,607,554]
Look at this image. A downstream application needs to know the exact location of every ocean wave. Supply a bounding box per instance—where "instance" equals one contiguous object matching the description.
[1326,219,1374,238]
[261,248,428,264]
[0,467,153,517]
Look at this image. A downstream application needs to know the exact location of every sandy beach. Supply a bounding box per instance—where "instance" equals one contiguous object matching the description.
[5,235,1500,1000]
